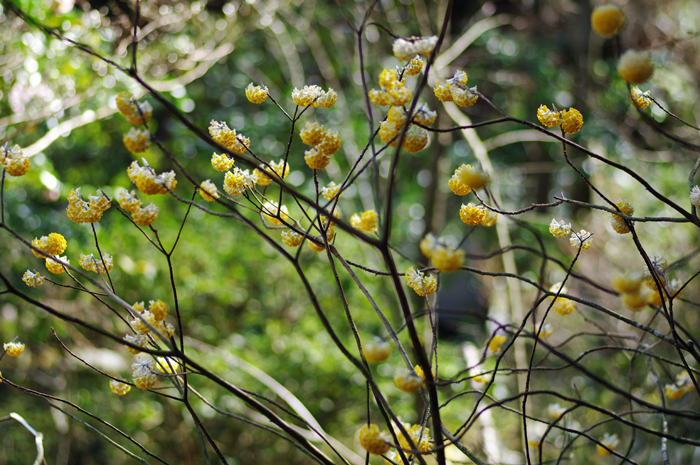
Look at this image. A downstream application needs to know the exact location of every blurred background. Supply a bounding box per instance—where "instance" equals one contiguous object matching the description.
[1,0,699,463]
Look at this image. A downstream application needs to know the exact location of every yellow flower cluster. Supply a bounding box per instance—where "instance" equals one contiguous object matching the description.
[116,91,153,126]
[224,167,256,196]
[199,180,219,202]
[156,357,179,374]
[641,253,682,307]
[550,282,575,315]
[591,4,625,38]
[109,379,131,396]
[291,85,337,108]
[368,69,412,107]
[536,323,553,338]
[1,142,30,177]
[596,433,619,457]
[45,255,69,274]
[67,188,111,223]
[630,87,653,109]
[537,105,583,134]
[262,201,289,226]
[548,403,566,419]
[362,339,391,363]
[569,229,593,251]
[433,70,479,107]
[392,36,438,61]
[404,267,437,297]
[3,341,25,357]
[549,218,571,238]
[664,371,695,400]
[31,232,67,258]
[123,128,151,154]
[420,233,465,272]
[455,164,490,190]
[321,181,342,200]
[123,334,149,355]
[358,424,392,455]
[394,423,432,453]
[116,189,160,226]
[209,120,250,154]
[281,230,304,247]
[22,270,45,288]
[618,50,654,84]
[254,159,290,186]
[394,369,423,393]
[79,253,113,275]
[299,122,341,170]
[131,353,157,391]
[127,161,177,195]
[404,55,424,76]
[488,335,506,354]
[245,83,268,104]
[611,199,634,234]
[211,153,235,172]
[459,203,486,226]
[351,210,378,233]
[127,299,174,345]
[379,106,430,153]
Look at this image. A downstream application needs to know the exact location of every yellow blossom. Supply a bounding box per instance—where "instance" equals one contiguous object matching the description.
[630,87,653,109]
[596,433,619,457]
[488,335,506,354]
[560,108,583,134]
[351,210,379,233]
[199,180,219,202]
[127,161,177,195]
[110,379,131,396]
[456,164,490,190]
[132,204,159,226]
[245,83,268,104]
[618,50,654,84]
[536,105,562,128]
[591,5,625,38]
[123,128,151,154]
[358,424,392,455]
[460,203,486,226]
[362,339,391,363]
[3,341,25,357]
[405,267,437,296]
[22,270,45,288]
[211,153,235,172]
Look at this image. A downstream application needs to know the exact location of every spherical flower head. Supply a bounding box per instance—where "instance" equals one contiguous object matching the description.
[31,232,68,258]
[420,233,437,258]
[79,253,113,275]
[307,237,326,252]
[46,255,69,274]
[402,127,428,153]
[433,80,453,102]
[536,105,562,128]
[451,85,479,108]
[358,424,392,455]
[527,436,542,448]
[393,36,437,61]
[253,166,272,186]
[317,129,341,156]
[612,271,644,294]
[591,4,625,38]
[209,120,250,154]
[1,143,22,165]
[460,203,486,226]
[643,253,668,283]
[211,153,235,172]
[123,128,151,154]
[368,89,390,106]
[448,173,472,196]
[350,210,378,233]
[4,154,30,177]
[262,201,289,226]
[245,83,268,104]
[116,92,153,125]
[397,424,432,453]
[386,106,407,125]
[126,161,177,195]
[405,267,437,297]
[630,87,653,109]
[224,168,251,196]
[611,199,634,234]
[124,333,149,354]
[362,339,391,363]
[596,433,619,457]
[292,85,323,106]
[300,122,326,146]
[304,148,331,170]
[536,323,553,338]
[132,203,159,226]
[269,159,290,179]
[549,218,571,238]
[130,310,157,335]
[156,357,178,374]
[404,55,424,76]
[22,270,45,288]
[560,107,583,134]
[312,88,338,109]
[622,288,651,311]
[386,87,413,107]
[431,245,465,272]
[548,403,566,419]
[456,164,490,190]
[4,341,25,357]
[321,181,342,200]
[413,106,437,126]
[690,186,700,209]
[394,369,423,393]
[116,189,142,213]
[154,320,176,343]
[618,50,654,84]
[378,69,401,90]
[110,379,131,396]
[147,300,168,321]
[132,353,157,390]
[480,209,498,227]
[89,191,112,213]
[379,121,400,147]
[553,297,575,316]
[281,230,304,247]
[199,180,219,202]
[488,334,506,354]
[569,229,593,251]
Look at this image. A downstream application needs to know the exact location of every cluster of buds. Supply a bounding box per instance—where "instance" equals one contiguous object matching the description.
[392,35,438,61]
[368,69,412,107]
[291,85,337,108]
[123,299,174,357]
[642,253,682,307]
[116,189,160,226]
[488,334,506,354]
[630,87,653,109]
[79,253,114,275]
[596,433,620,457]
[420,233,465,272]
[434,70,479,108]
[22,270,45,288]
[404,267,437,297]
[358,424,392,455]
[379,106,431,153]
[253,159,290,186]
[393,422,433,453]
[362,339,391,363]
[209,120,250,155]
[1,142,30,177]
[127,161,177,196]
[3,341,25,357]
[350,210,378,234]
[610,199,634,234]
[664,371,696,400]
[536,105,584,134]
[116,92,153,126]
[31,233,67,258]
[612,270,650,311]
[299,122,341,170]
[549,282,576,316]
[66,188,111,224]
